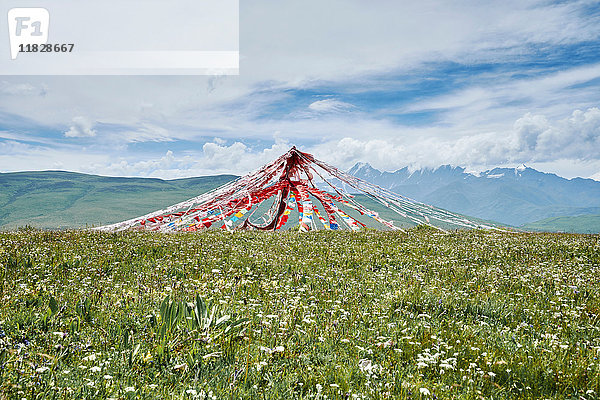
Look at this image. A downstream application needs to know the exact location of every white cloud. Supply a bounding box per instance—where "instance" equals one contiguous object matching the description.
[196,138,292,175]
[514,108,600,161]
[202,141,249,168]
[0,81,46,96]
[405,63,600,129]
[72,138,293,179]
[308,99,354,113]
[96,150,184,177]
[3,105,599,179]
[241,0,600,83]
[64,116,97,138]
[119,124,173,143]
[1,1,597,131]
[0,1,599,180]
[0,140,110,173]
[306,107,600,175]
[15,106,599,178]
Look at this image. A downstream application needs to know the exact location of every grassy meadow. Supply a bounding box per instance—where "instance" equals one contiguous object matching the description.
[0,228,599,399]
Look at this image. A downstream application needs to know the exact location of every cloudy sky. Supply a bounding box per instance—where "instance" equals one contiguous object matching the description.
[1,0,600,180]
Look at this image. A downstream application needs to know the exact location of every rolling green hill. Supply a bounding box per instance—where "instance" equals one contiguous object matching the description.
[522,214,600,234]
[0,171,236,230]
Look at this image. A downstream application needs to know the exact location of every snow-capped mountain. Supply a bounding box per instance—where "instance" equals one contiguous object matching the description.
[348,163,600,227]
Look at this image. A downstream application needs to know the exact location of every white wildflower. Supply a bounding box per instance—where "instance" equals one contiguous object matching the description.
[358,358,380,375]
[173,363,187,371]
[255,361,267,371]
[202,352,222,360]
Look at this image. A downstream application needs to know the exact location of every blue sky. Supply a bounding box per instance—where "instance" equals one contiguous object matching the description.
[1,0,600,179]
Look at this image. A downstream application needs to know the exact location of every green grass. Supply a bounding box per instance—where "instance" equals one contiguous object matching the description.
[0,229,599,399]
[522,214,600,234]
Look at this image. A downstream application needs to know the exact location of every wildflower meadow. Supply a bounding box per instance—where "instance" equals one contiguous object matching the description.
[0,228,599,399]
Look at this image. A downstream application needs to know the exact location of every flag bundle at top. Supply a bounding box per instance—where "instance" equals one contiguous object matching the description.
[95,147,501,232]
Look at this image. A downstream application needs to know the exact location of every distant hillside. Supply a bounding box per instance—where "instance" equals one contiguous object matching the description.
[523,214,600,234]
[348,163,600,232]
[0,171,236,230]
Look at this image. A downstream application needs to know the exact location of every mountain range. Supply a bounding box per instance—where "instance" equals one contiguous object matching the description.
[348,163,600,232]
